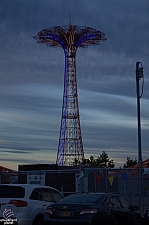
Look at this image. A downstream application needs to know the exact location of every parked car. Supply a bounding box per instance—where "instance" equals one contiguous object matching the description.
[43,192,143,225]
[0,184,64,225]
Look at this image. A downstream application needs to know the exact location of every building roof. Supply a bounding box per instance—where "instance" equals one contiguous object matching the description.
[129,158,149,168]
[0,165,14,172]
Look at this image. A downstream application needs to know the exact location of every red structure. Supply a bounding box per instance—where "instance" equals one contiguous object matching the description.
[33,24,106,166]
[130,159,149,168]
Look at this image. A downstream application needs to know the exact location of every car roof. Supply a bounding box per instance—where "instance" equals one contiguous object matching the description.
[68,192,118,195]
[66,192,120,198]
[0,184,57,190]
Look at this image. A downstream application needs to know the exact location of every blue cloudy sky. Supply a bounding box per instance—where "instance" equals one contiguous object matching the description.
[0,0,149,170]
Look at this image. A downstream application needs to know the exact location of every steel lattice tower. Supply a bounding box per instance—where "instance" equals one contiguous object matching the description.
[33,24,106,166]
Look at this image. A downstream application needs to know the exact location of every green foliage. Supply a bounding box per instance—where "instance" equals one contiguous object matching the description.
[72,151,115,168]
[72,154,139,169]
[123,157,138,168]
[96,151,115,168]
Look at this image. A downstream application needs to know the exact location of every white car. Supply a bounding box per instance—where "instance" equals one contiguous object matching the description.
[0,184,64,225]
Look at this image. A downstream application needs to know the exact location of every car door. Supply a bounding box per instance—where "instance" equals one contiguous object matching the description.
[118,196,142,225]
[39,188,54,210]
[29,188,53,214]
[108,196,127,225]
[28,188,46,219]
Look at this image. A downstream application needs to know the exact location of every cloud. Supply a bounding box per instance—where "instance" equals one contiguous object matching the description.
[0,0,148,170]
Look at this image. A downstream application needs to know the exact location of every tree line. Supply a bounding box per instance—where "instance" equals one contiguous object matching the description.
[72,151,138,168]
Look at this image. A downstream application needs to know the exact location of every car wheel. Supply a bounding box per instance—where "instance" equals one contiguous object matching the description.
[32,216,43,225]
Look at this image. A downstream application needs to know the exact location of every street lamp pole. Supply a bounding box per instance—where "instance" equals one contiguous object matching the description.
[136,62,144,213]
[136,62,143,162]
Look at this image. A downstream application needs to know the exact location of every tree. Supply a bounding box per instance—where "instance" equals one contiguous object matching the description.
[123,157,138,168]
[96,151,115,168]
[82,155,96,166]
[72,151,115,168]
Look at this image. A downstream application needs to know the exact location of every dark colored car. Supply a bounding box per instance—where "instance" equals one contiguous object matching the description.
[43,192,143,225]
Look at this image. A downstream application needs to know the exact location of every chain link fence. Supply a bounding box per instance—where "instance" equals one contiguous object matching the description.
[0,167,149,213]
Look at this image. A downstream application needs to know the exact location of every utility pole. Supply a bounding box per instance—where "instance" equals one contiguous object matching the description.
[136,62,143,162]
[136,62,144,213]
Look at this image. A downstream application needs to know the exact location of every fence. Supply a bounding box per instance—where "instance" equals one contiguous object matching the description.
[0,167,149,213]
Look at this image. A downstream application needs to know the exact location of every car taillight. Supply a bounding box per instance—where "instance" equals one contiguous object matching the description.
[79,209,98,215]
[45,207,53,215]
[9,200,28,207]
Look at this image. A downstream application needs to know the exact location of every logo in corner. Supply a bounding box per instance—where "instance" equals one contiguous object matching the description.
[3,208,14,220]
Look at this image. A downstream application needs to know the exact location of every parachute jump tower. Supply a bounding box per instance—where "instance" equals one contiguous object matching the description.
[33,23,106,166]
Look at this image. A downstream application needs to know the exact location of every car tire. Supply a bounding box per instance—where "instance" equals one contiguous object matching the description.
[32,215,43,225]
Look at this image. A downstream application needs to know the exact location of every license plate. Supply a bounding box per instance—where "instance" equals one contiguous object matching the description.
[61,211,70,217]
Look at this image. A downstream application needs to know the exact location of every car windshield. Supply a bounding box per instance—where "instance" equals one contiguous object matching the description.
[0,185,25,198]
[58,194,104,204]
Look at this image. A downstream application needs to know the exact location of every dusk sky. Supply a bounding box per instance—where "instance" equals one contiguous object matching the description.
[0,0,149,170]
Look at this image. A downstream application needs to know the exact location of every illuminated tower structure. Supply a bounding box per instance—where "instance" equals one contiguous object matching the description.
[33,24,106,166]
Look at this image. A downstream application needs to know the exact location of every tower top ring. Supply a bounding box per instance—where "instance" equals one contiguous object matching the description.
[33,25,107,49]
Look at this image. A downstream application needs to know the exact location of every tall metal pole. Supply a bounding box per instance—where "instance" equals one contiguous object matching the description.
[136,62,144,213]
[136,62,143,162]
